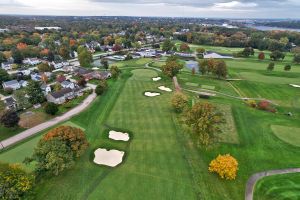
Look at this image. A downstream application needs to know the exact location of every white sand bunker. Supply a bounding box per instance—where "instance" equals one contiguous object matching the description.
[109,130,130,141]
[93,148,125,167]
[152,77,161,81]
[290,84,300,88]
[158,86,172,92]
[144,92,161,97]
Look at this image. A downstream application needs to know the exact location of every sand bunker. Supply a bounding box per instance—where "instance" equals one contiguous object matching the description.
[93,148,125,167]
[152,77,161,81]
[109,131,130,141]
[158,86,172,92]
[290,84,300,88]
[144,92,161,97]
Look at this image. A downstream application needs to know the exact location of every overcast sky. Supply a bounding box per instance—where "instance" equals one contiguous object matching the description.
[0,0,299,18]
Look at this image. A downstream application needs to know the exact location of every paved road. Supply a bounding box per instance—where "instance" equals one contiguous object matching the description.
[245,168,300,200]
[0,92,97,150]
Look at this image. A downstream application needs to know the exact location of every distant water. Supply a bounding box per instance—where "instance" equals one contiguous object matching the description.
[248,25,300,32]
[186,60,199,72]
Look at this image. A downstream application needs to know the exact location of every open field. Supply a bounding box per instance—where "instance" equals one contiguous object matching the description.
[0,45,300,200]
[254,173,300,200]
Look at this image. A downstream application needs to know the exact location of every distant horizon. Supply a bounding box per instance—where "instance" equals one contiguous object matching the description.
[0,14,299,21]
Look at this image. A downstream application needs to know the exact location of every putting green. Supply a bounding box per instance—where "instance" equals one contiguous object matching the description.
[271,125,300,147]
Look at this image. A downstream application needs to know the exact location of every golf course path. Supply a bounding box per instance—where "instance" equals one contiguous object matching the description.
[0,92,96,150]
[245,168,300,200]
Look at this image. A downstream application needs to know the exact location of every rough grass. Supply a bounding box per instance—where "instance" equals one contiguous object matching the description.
[201,85,216,90]
[271,125,300,147]
[254,173,300,200]
[217,104,239,144]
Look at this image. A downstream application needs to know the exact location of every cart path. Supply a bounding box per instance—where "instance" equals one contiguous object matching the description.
[245,168,300,200]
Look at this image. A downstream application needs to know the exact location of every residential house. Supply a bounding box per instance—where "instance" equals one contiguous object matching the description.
[31,73,42,81]
[41,84,52,95]
[23,58,41,66]
[1,62,13,70]
[75,67,111,81]
[19,68,31,76]
[61,80,75,89]
[3,97,17,110]
[2,80,21,90]
[19,80,28,87]
[51,61,69,69]
[47,87,83,104]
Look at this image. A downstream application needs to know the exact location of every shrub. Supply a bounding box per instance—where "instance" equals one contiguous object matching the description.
[267,62,275,71]
[284,64,291,71]
[171,92,188,113]
[246,99,257,108]
[44,102,59,115]
[258,100,270,111]
[209,154,238,180]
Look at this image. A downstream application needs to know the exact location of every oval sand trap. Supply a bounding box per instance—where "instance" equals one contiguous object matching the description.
[158,86,172,92]
[144,92,161,97]
[109,130,130,141]
[93,148,125,167]
[152,77,161,81]
[290,84,300,88]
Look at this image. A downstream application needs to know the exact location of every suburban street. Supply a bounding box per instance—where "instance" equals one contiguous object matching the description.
[0,91,96,149]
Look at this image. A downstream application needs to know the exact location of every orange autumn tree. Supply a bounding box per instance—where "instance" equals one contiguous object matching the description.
[17,42,28,50]
[208,154,238,180]
[43,126,89,157]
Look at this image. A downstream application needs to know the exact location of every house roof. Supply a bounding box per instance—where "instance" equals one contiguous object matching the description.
[49,88,73,99]
[61,80,72,86]
[3,80,19,86]
[4,97,16,106]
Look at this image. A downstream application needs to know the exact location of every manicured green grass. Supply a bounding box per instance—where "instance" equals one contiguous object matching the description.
[61,121,86,131]
[271,125,300,147]
[254,173,300,200]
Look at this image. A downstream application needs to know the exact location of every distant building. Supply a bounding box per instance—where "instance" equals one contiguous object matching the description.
[2,80,21,90]
[61,80,75,89]
[3,97,17,110]
[41,84,52,95]
[35,27,61,31]
[23,58,41,66]
[1,62,13,71]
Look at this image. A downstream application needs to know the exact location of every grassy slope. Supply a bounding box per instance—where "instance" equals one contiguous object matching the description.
[254,173,300,200]
[271,125,300,147]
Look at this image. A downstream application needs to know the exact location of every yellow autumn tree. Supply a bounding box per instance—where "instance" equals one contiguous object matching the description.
[208,154,238,180]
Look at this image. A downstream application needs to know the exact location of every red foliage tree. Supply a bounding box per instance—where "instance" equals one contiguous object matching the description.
[258,52,265,60]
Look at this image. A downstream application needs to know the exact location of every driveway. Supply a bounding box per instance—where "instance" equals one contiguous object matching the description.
[0,92,97,149]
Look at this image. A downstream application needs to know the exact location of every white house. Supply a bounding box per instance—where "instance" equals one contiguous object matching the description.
[41,84,52,95]
[1,62,13,70]
[19,68,31,76]
[61,80,75,89]
[51,61,69,69]
[35,27,61,31]
[2,80,21,90]
[19,80,28,87]
[31,73,42,81]
[23,58,41,66]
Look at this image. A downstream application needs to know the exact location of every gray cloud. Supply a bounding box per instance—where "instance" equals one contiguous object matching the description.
[0,0,29,7]
[89,0,299,9]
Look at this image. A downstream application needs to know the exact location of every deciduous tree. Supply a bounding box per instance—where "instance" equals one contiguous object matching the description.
[184,102,223,146]
[162,61,183,78]
[95,80,108,96]
[0,110,20,128]
[26,81,45,104]
[44,102,59,115]
[0,162,34,199]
